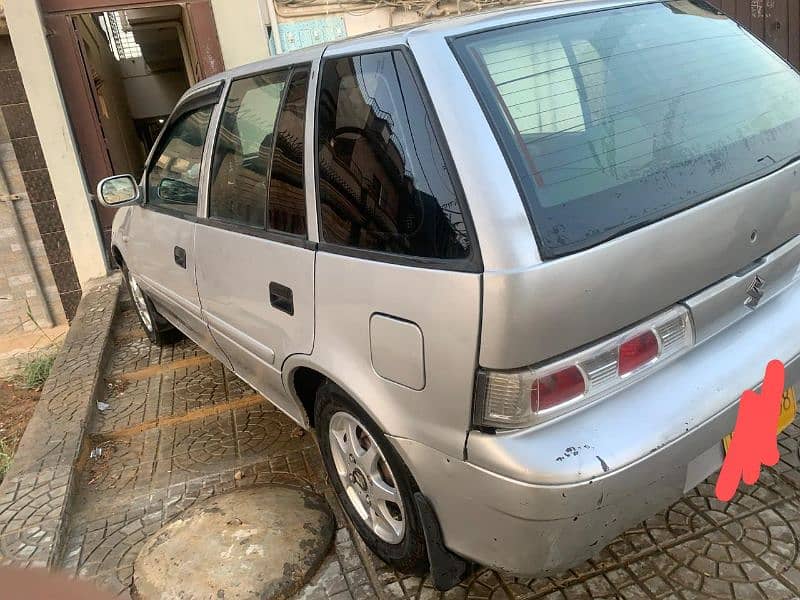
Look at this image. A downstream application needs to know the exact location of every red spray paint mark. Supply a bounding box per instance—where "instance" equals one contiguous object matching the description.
[715,359,784,502]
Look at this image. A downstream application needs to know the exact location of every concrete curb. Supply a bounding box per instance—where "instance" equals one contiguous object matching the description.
[0,274,122,568]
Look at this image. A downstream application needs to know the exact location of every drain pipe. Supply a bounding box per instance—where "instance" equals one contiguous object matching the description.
[0,163,54,329]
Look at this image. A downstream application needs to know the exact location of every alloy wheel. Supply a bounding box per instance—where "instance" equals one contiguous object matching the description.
[328,411,406,544]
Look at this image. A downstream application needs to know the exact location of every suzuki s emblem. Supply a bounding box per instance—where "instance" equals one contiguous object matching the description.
[745,275,766,310]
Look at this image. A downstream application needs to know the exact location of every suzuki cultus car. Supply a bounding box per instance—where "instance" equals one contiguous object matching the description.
[97,0,800,589]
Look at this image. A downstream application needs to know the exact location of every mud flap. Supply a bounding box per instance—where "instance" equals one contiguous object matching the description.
[413,492,469,591]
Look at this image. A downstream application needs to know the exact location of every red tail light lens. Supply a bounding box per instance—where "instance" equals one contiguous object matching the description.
[531,366,586,411]
[618,331,659,376]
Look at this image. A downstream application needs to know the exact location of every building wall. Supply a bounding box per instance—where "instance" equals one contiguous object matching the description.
[122,60,187,120]
[0,37,70,328]
[341,7,422,36]
[210,0,270,68]
[206,0,425,67]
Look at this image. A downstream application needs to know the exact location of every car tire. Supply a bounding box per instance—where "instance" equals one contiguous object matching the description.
[121,263,182,346]
[316,381,428,575]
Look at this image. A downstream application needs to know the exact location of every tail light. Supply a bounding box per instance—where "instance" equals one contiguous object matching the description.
[474,305,694,429]
[618,331,659,376]
[533,366,585,411]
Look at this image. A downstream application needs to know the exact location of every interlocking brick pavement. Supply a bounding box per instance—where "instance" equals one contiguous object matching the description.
[298,528,377,600]
[52,296,375,598]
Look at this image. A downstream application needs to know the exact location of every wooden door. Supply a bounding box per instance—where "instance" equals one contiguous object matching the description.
[45,13,116,247]
[710,0,800,69]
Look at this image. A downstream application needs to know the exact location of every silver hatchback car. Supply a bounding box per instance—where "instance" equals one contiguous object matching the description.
[98,0,800,589]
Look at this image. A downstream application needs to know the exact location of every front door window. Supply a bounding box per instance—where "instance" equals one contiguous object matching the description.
[146,105,214,216]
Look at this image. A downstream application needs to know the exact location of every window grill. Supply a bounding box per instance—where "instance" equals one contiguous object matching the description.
[99,11,142,60]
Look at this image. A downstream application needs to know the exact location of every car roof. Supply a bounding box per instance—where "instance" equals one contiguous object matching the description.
[184,0,656,94]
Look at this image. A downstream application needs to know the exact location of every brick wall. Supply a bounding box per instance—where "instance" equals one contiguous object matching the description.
[0,35,80,324]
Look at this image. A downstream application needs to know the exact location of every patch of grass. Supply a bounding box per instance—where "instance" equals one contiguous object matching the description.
[0,438,12,481]
[20,353,55,390]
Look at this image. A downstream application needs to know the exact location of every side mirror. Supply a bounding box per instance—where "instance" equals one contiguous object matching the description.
[97,175,140,207]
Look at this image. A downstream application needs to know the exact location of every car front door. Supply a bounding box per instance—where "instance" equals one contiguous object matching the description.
[125,85,222,350]
[194,64,316,422]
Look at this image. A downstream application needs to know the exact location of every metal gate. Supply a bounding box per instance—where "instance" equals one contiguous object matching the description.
[710,1,800,69]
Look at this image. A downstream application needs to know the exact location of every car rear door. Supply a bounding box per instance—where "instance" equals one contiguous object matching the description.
[194,61,316,423]
[125,84,222,350]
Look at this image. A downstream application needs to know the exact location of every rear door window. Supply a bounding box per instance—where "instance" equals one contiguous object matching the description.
[454,1,800,257]
[209,70,289,229]
[268,66,310,236]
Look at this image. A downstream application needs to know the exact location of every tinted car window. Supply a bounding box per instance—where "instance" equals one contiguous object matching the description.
[268,67,309,236]
[209,70,288,228]
[147,106,213,216]
[317,51,470,259]
[454,1,800,257]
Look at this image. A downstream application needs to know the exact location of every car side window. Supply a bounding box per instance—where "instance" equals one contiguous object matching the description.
[268,66,310,236]
[317,51,471,260]
[147,105,214,217]
[209,70,289,229]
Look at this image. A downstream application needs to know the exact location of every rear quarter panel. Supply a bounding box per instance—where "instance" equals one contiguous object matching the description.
[292,252,481,459]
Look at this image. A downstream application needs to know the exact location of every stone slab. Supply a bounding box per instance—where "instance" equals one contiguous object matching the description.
[133,486,334,600]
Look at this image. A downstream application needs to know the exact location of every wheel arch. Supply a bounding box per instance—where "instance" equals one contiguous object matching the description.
[282,355,388,435]
[110,245,124,268]
[288,365,326,428]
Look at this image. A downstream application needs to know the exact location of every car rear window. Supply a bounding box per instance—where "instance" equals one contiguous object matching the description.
[453,1,800,257]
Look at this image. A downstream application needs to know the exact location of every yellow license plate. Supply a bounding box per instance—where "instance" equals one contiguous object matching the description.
[723,387,797,454]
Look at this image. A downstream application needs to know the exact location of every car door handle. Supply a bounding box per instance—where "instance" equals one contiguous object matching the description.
[269,282,294,316]
[174,246,187,269]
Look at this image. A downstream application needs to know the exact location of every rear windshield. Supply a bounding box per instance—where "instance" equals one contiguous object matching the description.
[453,1,800,257]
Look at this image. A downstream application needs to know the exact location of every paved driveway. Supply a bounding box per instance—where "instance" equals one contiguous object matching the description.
[69,297,800,599]
[63,300,372,599]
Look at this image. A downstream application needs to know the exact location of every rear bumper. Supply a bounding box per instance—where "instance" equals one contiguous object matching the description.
[391,278,800,576]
